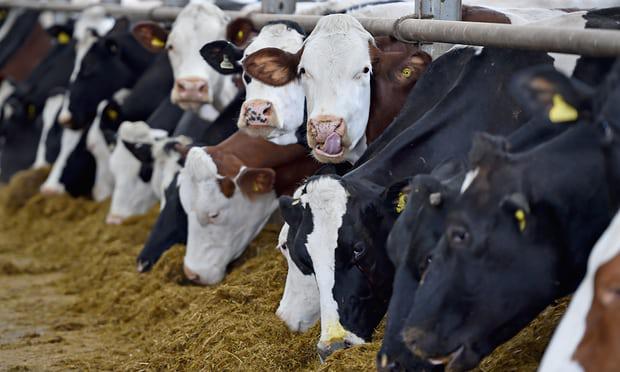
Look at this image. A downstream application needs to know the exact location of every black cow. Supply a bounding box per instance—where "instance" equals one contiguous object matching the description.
[58,17,155,130]
[278,47,554,361]
[399,61,620,371]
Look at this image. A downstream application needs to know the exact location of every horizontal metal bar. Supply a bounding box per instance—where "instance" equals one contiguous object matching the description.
[1,0,620,57]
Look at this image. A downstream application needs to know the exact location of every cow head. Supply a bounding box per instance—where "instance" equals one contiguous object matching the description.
[243,14,430,163]
[132,1,233,111]
[179,147,277,285]
[107,121,166,224]
[59,16,153,130]
[574,252,620,372]
[402,127,611,371]
[279,174,402,360]
[378,169,462,372]
[201,20,306,145]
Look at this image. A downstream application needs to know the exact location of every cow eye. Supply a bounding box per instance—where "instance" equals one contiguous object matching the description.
[363,67,370,74]
[209,212,219,219]
[401,67,412,78]
[352,241,367,263]
[280,242,288,251]
[243,73,252,84]
[447,225,469,247]
[299,67,306,75]
[166,44,174,51]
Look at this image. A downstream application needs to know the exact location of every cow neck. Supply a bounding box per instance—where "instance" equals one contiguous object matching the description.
[206,131,320,196]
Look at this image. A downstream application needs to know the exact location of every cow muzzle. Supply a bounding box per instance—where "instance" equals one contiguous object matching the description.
[183,263,201,284]
[317,339,351,363]
[105,213,125,225]
[173,77,209,110]
[58,110,73,128]
[238,99,279,136]
[308,115,347,162]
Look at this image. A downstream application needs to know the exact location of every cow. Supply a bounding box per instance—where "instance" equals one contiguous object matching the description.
[0,25,76,182]
[277,47,554,361]
[242,14,430,164]
[201,20,307,145]
[398,60,620,371]
[131,0,238,112]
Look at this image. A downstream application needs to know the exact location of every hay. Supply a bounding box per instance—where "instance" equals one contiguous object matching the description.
[0,167,50,213]
[0,186,570,371]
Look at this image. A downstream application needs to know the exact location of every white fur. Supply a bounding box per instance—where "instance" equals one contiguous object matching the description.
[40,127,82,194]
[0,80,16,118]
[241,23,305,145]
[107,122,165,222]
[179,147,278,285]
[299,177,366,349]
[32,94,64,169]
[465,0,619,9]
[539,212,620,372]
[150,135,191,208]
[86,100,115,201]
[300,14,373,163]
[276,199,321,332]
[460,167,479,194]
[167,0,237,111]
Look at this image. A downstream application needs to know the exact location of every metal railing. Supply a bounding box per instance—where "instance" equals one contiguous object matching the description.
[1,0,620,57]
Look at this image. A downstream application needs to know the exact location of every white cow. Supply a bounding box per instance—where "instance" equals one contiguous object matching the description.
[132,0,238,112]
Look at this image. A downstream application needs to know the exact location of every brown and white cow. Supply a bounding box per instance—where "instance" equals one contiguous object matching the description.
[179,133,321,285]
[243,14,430,164]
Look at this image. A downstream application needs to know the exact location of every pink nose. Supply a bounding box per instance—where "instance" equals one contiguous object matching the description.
[308,115,345,142]
[242,99,273,126]
[183,264,201,283]
[175,78,208,100]
[40,186,64,196]
[105,214,125,225]
[58,111,72,127]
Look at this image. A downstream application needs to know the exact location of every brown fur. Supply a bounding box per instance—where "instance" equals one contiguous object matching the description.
[131,21,169,53]
[0,22,52,82]
[574,253,620,372]
[461,5,512,24]
[243,47,303,87]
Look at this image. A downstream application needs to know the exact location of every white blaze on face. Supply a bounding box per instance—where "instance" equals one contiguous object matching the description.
[86,100,115,202]
[107,121,165,223]
[460,167,480,194]
[179,148,278,285]
[59,6,115,124]
[539,211,620,372]
[300,177,365,349]
[240,24,305,145]
[167,0,236,111]
[276,200,321,332]
[301,14,373,162]
[32,94,65,169]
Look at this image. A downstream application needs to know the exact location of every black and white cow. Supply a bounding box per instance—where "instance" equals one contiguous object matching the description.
[0,25,75,181]
[277,47,554,360]
[397,60,620,371]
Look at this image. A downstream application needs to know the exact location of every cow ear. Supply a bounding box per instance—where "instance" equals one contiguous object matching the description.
[243,47,302,87]
[383,178,413,216]
[279,196,303,226]
[226,17,255,47]
[132,21,169,53]
[395,51,432,82]
[110,17,130,35]
[237,167,276,199]
[501,193,530,233]
[200,40,244,75]
[511,66,594,124]
[47,25,73,45]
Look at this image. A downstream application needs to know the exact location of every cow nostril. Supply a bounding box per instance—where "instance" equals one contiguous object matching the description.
[263,105,272,116]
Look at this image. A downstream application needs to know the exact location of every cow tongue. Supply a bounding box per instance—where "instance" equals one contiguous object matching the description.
[322,132,342,155]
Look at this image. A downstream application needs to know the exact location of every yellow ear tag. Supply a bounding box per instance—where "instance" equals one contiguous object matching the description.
[27,104,36,119]
[150,37,165,49]
[515,209,526,232]
[252,181,262,193]
[395,192,408,214]
[57,32,70,45]
[237,30,244,42]
[220,55,234,70]
[549,94,578,123]
[401,67,412,78]
[106,108,118,121]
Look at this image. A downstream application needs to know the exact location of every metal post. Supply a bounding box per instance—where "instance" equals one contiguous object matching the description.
[261,0,296,14]
[424,0,462,58]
